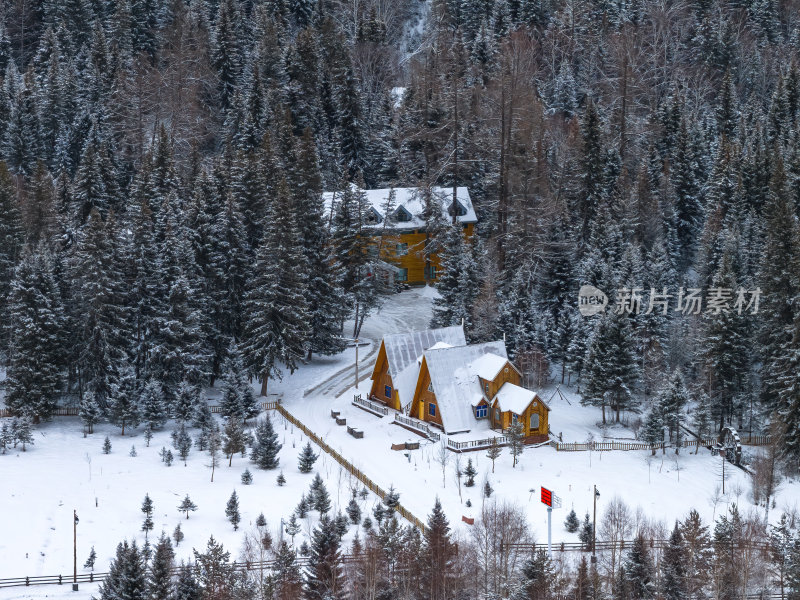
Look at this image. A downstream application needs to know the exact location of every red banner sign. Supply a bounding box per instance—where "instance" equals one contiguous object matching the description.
[541,487,552,507]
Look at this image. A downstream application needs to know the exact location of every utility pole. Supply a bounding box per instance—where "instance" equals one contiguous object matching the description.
[73,510,78,591]
[355,339,359,389]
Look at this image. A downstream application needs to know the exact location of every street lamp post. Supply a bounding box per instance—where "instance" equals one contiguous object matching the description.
[73,510,79,591]
[592,486,600,563]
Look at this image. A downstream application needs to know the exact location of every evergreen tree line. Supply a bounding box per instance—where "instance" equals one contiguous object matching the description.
[3,0,800,463]
[92,495,800,599]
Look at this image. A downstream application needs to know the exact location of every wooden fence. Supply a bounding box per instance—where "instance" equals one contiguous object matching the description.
[274,404,429,535]
[447,436,508,452]
[352,394,389,417]
[0,402,281,420]
[550,436,771,453]
[1,536,779,591]
[392,414,441,442]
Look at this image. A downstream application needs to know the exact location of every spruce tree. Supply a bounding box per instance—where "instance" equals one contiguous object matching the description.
[464,458,477,487]
[149,533,175,600]
[346,497,362,524]
[298,441,318,473]
[250,415,282,469]
[565,509,580,533]
[173,424,192,465]
[108,366,141,436]
[141,494,154,539]
[178,495,198,519]
[5,247,65,422]
[431,220,478,330]
[623,532,656,599]
[421,498,456,600]
[304,514,345,600]
[582,311,639,423]
[225,490,241,530]
[658,371,689,450]
[84,546,97,570]
[141,379,168,431]
[242,178,309,395]
[0,162,24,355]
[241,469,253,485]
[97,540,147,600]
[662,523,687,600]
[222,418,246,467]
[174,562,201,600]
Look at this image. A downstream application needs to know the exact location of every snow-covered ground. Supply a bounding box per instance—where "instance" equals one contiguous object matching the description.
[2,286,799,599]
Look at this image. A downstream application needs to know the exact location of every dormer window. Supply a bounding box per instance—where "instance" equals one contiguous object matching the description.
[364,208,383,225]
[394,206,413,222]
[448,200,468,217]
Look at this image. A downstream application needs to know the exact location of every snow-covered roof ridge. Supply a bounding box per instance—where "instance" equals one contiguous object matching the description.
[322,186,478,230]
[469,352,516,382]
[493,382,549,415]
[423,340,508,434]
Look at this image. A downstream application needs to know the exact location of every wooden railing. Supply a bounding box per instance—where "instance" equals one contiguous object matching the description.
[446,436,508,452]
[274,404,428,535]
[550,435,770,453]
[352,394,389,417]
[393,414,441,442]
[0,407,79,418]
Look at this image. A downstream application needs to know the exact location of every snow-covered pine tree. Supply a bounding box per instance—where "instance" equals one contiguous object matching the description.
[464,458,477,487]
[565,509,580,533]
[241,469,253,485]
[221,417,246,467]
[140,379,168,431]
[5,246,65,422]
[420,498,456,600]
[641,407,664,454]
[662,523,687,600]
[242,177,309,396]
[173,424,192,465]
[346,496,361,524]
[96,541,147,600]
[141,494,154,539]
[431,220,478,330]
[148,533,175,600]
[177,495,197,519]
[225,490,240,530]
[581,311,639,423]
[297,441,318,473]
[0,162,24,356]
[173,381,199,424]
[289,128,348,359]
[658,370,688,451]
[108,365,141,436]
[250,415,282,469]
[304,514,345,600]
[219,343,260,422]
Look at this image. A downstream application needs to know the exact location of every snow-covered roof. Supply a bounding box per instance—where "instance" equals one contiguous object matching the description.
[424,340,508,434]
[322,186,477,231]
[469,353,513,382]
[493,383,541,415]
[383,326,467,409]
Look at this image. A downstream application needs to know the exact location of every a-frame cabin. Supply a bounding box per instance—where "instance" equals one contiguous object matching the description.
[368,326,466,412]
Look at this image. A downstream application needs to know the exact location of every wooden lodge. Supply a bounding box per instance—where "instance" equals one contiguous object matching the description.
[370,327,550,443]
[323,186,477,285]
[368,326,466,412]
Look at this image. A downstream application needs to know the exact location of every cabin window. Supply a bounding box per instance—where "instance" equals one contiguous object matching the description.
[395,207,412,222]
[425,264,437,279]
[396,242,408,256]
[512,413,518,424]
[531,413,540,430]
[429,403,436,417]
[368,244,379,257]
[484,382,489,395]
[504,367,509,373]
[495,408,500,422]
[475,405,487,418]
[427,381,434,393]
[397,268,408,282]
[384,385,392,399]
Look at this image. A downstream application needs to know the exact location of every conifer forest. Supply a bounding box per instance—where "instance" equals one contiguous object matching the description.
[4,0,800,597]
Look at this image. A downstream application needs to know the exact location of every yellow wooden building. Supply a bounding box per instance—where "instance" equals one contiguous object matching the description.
[323,186,477,285]
[367,326,466,412]
[408,340,550,442]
